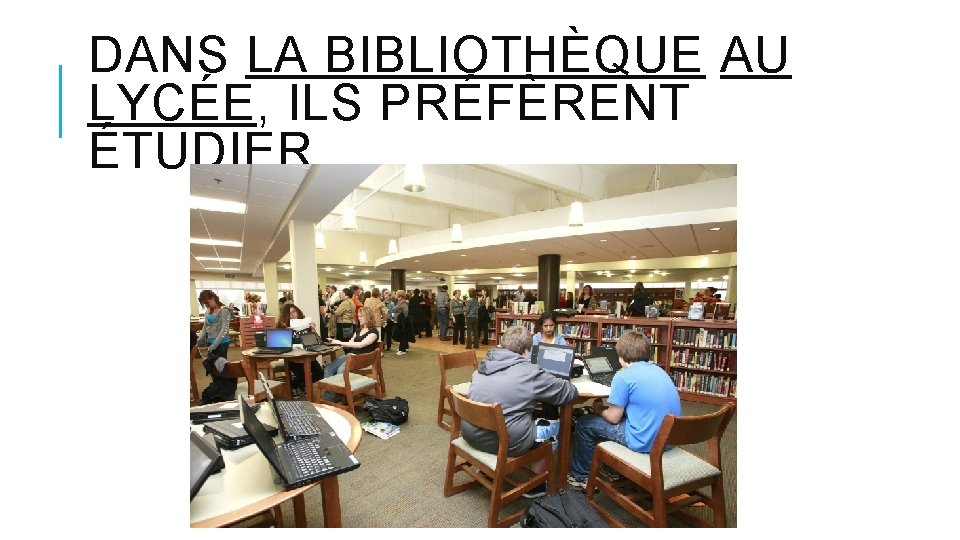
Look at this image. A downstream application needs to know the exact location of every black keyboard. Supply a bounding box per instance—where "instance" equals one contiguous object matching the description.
[281,439,336,477]
[276,400,318,417]
[591,372,616,387]
[282,415,324,437]
[254,348,290,354]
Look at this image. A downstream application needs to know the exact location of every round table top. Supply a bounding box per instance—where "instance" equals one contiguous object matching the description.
[241,347,323,359]
[449,375,609,400]
[189,402,361,527]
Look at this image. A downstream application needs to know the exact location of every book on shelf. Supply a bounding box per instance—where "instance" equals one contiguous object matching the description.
[361,421,400,439]
[713,302,731,321]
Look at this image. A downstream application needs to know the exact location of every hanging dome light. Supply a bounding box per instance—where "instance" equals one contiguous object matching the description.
[568,201,584,227]
[403,164,426,192]
[451,223,463,243]
[387,239,398,255]
[342,206,358,230]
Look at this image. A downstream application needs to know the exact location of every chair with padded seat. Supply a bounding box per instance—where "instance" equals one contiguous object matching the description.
[314,349,383,414]
[443,387,554,528]
[190,343,201,404]
[354,342,386,396]
[437,351,478,431]
[585,402,735,528]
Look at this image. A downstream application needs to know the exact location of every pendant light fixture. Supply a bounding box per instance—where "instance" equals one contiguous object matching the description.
[359,250,368,264]
[387,238,399,255]
[568,164,585,227]
[403,163,426,192]
[451,223,463,243]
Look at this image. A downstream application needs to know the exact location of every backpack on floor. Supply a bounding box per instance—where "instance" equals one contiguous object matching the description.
[521,489,609,528]
[199,376,238,405]
[363,396,409,425]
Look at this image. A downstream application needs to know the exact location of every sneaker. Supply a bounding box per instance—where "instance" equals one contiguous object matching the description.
[396,351,406,356]
[522,482,548,499]
[566,474,588,490]
[599,466,622,482]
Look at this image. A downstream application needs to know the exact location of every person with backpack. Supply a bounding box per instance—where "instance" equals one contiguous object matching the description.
[626,281,655,317]
[197,289,237,404]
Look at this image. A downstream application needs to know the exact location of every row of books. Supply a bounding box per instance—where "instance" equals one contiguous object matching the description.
[601,324,661,342]
[669,350,734,372]
[501,320,536,334]
[672,328,737,349]
[560,323,592,339]
[361,421,400,440]
[670,371,736,398]
[508,301,546,315]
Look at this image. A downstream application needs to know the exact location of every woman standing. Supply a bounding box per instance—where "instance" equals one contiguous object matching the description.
[450,289,466,345]
[322,306,381,401]
[334,289,356,341]
[393,291,411,356]
[197,289,233,377]
[626,282,655,317]
[577,284,599,310]
[465,288,480,349]
[382,290,396,352]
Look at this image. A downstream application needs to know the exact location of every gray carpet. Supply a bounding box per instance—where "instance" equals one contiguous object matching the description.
[193,343,736,527]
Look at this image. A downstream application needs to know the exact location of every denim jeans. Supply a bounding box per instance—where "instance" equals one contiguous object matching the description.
[569,413,626,481]
[437,308,450,340]
[322,354,348,401]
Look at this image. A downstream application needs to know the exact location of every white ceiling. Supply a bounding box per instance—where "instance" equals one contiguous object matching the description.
[190,164,737,286]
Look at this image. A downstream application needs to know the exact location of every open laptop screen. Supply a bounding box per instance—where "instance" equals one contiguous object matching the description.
[265,328,293,348]
[299,332,320,347]
[533,343,576,379]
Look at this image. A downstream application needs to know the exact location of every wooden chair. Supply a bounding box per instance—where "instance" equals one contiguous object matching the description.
[314,350,383,414]
[437,351,478,431]
[355,342,386,396]
[443,387,553,528]
[585,403,735,528]
[222,362,286,403]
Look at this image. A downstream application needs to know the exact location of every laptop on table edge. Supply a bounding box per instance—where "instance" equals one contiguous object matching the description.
[582,345,622,386]
[239,397,361,489]
[531,342,576,380]
[255,328,294,354]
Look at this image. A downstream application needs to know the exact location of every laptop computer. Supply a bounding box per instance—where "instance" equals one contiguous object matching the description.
[258,372,332,440]
[531,342,576,380]
[190,401,241,424]
[254,328,294,354]
[204,416,279,449]
[190,431,224,500]
[299,332,336,354]
[239,397,361,489]
[582,345,622,387]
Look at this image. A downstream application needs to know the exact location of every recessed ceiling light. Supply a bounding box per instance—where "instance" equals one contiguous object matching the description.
[566,260,573,263]
[519,248,526,251]
[460,254,466,257]
[343,272,351,276]
[416,270,422,274]
[364,270,371,274]
[195,256,241,263]
[325,267,333,272]
[596,271,602,275]
[723,275,729,280]
[415,260,420,263]
[711,249,720,253]
[189,195,246,214]
[203,267,240,272]
[348,266,354,269]
[709,227,721,231]
[599,239,607,243]
[512,273,524,277]
[630,255,637,259]
[283,264,291,270]
[491,276,504,280]
[190,237,242,247]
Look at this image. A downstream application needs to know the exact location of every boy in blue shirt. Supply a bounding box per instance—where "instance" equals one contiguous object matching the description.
[567,330,681,488]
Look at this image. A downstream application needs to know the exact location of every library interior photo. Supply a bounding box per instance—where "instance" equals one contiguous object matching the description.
[189,163,737,528]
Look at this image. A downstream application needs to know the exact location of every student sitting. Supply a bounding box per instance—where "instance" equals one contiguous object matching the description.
[464,326,579,498]
[566,330,681,489]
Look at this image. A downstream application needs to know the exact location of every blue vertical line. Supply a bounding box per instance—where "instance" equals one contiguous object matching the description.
[58,65,63,138]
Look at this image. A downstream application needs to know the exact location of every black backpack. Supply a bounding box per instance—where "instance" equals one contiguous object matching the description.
[363,396,409,425]
[199,376,238,405]
[521,489,609,528]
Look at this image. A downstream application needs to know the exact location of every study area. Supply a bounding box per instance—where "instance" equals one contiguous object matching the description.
[190,163,737,528]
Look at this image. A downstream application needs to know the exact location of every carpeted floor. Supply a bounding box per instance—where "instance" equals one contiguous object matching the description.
[192,336,736,527]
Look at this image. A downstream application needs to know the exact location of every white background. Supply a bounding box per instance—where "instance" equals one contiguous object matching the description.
[2,0,956,534]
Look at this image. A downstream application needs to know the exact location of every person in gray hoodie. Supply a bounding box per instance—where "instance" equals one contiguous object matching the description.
[462,326,579,496]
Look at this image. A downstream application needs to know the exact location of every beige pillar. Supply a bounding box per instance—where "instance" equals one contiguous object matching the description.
[726,266,737,305]
[445,274,455,297]
[565,270,576,304]
[264,262,279,315]
[289,220,321,322]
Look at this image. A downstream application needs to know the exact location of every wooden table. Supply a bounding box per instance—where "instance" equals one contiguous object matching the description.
[189,402,362,528]
[450,375,609,494]
[241,348,324,402]
[556,375,610,493]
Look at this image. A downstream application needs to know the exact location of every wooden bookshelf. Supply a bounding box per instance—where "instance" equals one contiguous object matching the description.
[598,317,673,369]
[669,319,737,405]
[494,312,736,405]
